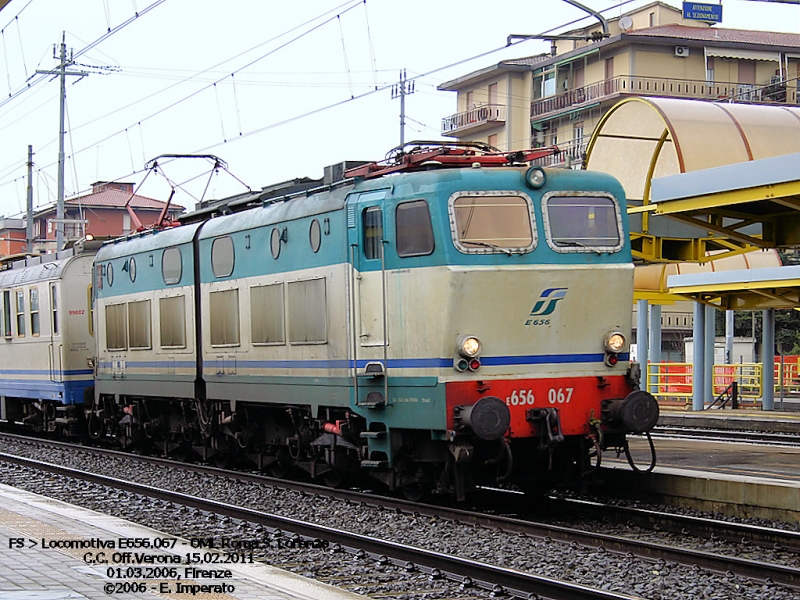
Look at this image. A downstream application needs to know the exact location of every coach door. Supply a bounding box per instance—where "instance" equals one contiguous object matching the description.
[48,283,63,383]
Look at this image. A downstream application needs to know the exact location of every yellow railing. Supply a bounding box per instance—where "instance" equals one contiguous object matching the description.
[646,362,763,407]
[775,362,800,394]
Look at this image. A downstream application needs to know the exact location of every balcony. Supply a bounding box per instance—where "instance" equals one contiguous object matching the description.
[530,75,799,122]
[441,104,506,136]
[530,137,589,168]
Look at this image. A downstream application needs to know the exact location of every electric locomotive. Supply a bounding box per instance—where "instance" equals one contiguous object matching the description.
[3,143,659,499]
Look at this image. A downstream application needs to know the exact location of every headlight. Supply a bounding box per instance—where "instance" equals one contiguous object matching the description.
[457,335,482,358]
[524,166,546,189]
[604,331,626,353]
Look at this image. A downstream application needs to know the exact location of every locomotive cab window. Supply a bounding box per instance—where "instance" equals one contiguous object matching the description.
[449,192,536,253]
[363,206,383,259]
[543,193,623,253]
[396,200,434,257]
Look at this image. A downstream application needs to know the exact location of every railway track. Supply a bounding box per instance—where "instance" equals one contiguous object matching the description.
[0,451,638,600]
[1,433,800,596]
[651,426,800,446]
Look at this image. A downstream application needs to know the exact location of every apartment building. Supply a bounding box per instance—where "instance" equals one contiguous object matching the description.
[438,1,800,167]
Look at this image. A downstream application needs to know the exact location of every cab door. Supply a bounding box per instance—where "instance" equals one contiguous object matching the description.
[348,190,389,348]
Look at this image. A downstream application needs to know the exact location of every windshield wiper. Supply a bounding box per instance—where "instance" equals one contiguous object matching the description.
[557,240,605,255]
[461,240,514,256]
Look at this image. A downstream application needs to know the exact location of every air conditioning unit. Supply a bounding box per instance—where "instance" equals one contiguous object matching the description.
[674,46,689,58]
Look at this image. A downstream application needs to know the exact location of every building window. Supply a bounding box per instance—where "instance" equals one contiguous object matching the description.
[396,200,434,257]
[466,90,474,108]
[211,236,235,278]
[30,288,39,336]
[128,299,152,349]
[550,127,558,147]
[159,296,186,348]
[15,290,24,337]
[488,133,498,148]
[209,289,240,347]
[706,57,715,86]
[573,124,584,148]
[488,83,498,105]
[649,11,655,27]
[105,303,127,350]
[162,247,182,285]
[363,206,383,260]
[251,283,285,345]
[543,72,556,97]
[288,279,327,344]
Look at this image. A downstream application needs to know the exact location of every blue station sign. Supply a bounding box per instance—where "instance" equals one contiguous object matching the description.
[682,2,723,23]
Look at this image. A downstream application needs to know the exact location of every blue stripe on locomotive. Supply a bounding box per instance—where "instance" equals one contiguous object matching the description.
[95,167,630,298]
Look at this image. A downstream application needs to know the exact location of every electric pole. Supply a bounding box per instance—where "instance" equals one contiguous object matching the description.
[35,32,88,253]
[391,69,415,146]
[26,146,32,254]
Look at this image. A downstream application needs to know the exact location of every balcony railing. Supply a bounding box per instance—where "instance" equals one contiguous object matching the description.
[530,137,588,168]
[441,104,506,135]
[531,75,798,120]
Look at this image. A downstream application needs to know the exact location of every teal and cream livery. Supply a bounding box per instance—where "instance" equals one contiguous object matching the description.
[0,143,659,499]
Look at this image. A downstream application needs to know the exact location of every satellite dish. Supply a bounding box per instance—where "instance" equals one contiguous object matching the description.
[619,16,634,31]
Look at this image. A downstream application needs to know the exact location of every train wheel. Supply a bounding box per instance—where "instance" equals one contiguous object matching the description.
[321,470,346,489]
[268,449,293,479]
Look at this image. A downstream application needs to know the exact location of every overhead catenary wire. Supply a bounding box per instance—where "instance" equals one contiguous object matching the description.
[0,0,684,216]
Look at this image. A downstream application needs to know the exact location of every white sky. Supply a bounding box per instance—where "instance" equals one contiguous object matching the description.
[0,0,796,216]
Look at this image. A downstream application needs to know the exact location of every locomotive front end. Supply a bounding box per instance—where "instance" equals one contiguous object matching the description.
[436,166,658,495]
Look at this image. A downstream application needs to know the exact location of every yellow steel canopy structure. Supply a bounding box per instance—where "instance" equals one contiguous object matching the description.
[585,97,800,261]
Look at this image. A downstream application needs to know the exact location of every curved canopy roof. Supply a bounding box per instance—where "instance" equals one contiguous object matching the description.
[585,97,800,204]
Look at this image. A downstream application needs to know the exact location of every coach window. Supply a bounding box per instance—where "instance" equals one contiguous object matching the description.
[106,303,127,350]
[288,278,326,344]
[543,193,623,253]
[162,247,182,285]
[363,207,383,259]
[30,288,40,337]
[251,283,285,345]
[15,290,25,337]
[3,290,11,338]
[209,289,240,347]
[128,299,152,350]
[159,296,186,348]
[212,236,235,278]
[396,200,434,257]
[450,192,535,253]
[50,284,59,336]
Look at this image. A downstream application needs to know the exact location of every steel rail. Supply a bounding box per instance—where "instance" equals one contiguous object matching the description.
[0,452,637,600]
[651,427,800,447]
[2,435,800,589]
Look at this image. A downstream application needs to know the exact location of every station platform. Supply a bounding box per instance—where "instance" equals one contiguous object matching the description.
[0,483,365,600]
[657,406,800,434]
[603,419,800,522]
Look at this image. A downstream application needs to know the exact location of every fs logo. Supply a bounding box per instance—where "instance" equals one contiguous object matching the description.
[525,287,567,326]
